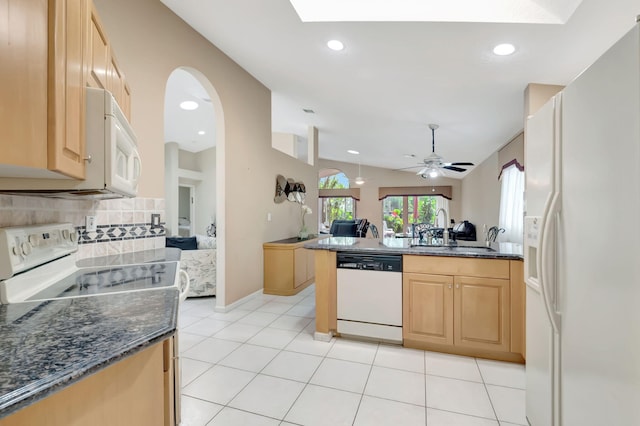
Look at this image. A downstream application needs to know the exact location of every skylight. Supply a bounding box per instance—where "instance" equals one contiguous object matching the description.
[289,0,583,24]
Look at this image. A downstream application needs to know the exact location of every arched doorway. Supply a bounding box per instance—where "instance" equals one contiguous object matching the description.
[164,67,226,310]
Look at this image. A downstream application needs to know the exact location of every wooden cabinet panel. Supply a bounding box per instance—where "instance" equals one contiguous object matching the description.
[314,250,337,334]
[122,81,132,120]
[0,0,48,169]
[263,238,324,296]
[510,260,525,357]
[48,0,86,179]
[294,247,307,288]
[264,247,294,291]
[454,276,510,352]
[306,248,315,281]
[108,52,124,106]
[3,342,166,425]
[86,2,108,89]
[403,273,454,345]
[404,255,510,279]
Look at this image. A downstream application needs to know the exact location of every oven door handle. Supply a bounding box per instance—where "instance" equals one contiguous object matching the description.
[178,269,190,301]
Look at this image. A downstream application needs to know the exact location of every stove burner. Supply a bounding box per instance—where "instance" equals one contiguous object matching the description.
[22,262,176,301]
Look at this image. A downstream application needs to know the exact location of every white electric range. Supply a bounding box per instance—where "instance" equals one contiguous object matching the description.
[0,223,189,304]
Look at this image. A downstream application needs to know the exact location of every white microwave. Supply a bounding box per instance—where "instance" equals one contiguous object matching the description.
[0,88,141,199]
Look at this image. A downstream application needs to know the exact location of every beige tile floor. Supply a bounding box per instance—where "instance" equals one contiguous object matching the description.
[178,285,526,426]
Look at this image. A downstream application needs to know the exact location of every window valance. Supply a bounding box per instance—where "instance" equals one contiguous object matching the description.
[319,188,361,201]
[378,186,452,201]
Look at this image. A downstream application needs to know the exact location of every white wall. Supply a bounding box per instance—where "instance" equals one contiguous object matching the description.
[95,0,317,305]
[460,152,501,235]
[195,147,216,235]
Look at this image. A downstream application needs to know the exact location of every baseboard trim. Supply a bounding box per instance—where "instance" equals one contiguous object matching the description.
[214,288,263,313]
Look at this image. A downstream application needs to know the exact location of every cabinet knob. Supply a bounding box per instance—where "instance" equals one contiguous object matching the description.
[448,285,452,289]
[84,155,92,163]
[456,284,460,289]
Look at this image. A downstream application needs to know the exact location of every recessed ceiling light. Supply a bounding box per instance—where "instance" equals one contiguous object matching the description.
[180,100,199,110]
[198,131,206,135]
[347,150,359,155]
[327,39,344,51]
[493,43,516,56]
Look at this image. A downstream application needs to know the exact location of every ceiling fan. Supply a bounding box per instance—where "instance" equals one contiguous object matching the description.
[397,124,474,178]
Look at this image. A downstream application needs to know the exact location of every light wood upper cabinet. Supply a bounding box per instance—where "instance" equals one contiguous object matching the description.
[48,0,87,179]
[403,273,454,345]
[86,0,131,121]
[0,0,50,171]
[86,1,108,89]
[0,0,132,178]
[454,276,510,352]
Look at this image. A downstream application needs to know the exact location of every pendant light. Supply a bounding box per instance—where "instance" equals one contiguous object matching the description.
[354,159,365,185]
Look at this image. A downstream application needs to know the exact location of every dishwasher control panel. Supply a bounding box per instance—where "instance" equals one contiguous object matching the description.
[336,253,402,272]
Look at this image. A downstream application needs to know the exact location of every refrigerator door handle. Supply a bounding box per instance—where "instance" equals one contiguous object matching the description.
[539,191,562,333]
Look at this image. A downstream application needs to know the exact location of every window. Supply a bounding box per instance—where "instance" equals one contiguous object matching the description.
[382,196,447,235]
[498,164,524,243]
[318,171,356,232]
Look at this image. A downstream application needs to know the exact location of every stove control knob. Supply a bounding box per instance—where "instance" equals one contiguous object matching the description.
[62,229,70,240]
[21,242,33,256]
[12,246,20,256]
[28,234,39,246]
[69,231,78,242]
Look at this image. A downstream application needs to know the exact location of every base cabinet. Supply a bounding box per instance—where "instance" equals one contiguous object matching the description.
[403,273,454,345]
[2,339,174,426]
[264,236,324,296]
[454,276,510,352]
[403,255,521,362]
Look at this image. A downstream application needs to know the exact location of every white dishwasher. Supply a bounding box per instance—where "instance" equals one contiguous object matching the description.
[336,252,403,343]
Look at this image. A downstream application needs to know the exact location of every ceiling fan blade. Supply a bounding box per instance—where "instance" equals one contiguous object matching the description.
[443,165,467,172]
[393,165,423,171]
[447,162,474,166]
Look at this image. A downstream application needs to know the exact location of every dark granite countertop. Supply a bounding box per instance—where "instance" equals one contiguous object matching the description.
[76,247,182,267]
[0,288,179,419]
[304,237,523,260]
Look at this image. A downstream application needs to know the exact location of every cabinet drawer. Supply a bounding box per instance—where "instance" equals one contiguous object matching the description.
[403,255,509,279]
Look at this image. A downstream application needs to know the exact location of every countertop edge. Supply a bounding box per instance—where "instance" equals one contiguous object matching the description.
[0,327,176,419]
[304,241,523,261]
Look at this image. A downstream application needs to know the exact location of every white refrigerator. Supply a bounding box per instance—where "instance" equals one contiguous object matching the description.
[524,23,640,426]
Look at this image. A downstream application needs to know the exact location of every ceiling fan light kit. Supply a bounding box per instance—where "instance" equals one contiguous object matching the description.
[395,123,474,179]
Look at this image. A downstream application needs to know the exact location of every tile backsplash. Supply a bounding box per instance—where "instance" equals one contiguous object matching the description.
[0,195,165,260]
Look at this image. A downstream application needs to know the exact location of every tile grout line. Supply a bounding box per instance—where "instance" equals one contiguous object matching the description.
[350,342,380,426]
[181,292,317,423]
[425,350,428,426]
[203,292,324,423]
[475,357,501,423]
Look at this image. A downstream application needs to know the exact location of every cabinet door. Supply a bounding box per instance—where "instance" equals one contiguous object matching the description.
[0,0,48,170]
[86,1,108,89]
[108,51,124,107]
[48,0,87,179]
[403,273,454,345]
[294,247,307,288]
[306,248,315,281]
[454,276,510,352]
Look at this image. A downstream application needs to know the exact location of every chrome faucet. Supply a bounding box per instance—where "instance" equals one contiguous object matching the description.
[435,208,449,246]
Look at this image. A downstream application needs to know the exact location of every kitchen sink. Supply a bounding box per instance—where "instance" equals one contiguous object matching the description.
[409,244,495,253]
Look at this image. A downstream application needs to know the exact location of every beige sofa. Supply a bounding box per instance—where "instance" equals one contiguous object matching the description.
[180,248,216,297]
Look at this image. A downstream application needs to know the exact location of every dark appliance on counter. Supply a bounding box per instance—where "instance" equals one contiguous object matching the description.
[451,220,477,241]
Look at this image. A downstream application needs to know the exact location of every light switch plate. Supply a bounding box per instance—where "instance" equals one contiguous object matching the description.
[151,213,161,228]
[85,215,97,232]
